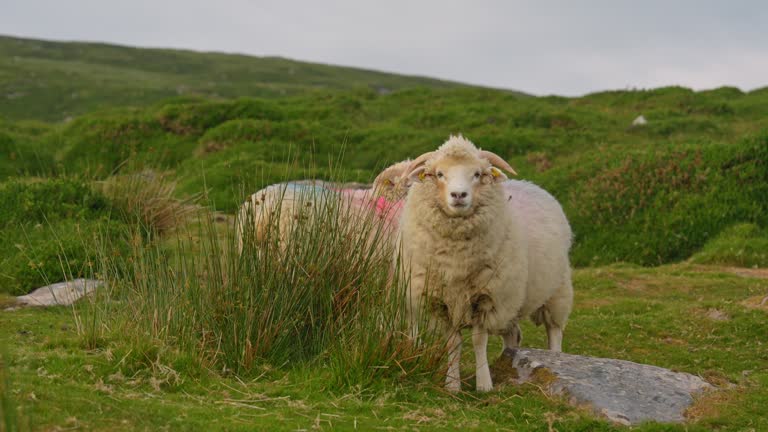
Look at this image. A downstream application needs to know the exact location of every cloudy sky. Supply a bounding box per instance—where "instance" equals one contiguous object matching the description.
[2,0,766,95]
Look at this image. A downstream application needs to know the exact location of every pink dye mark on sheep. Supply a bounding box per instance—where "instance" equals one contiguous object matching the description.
[337,189,404,226]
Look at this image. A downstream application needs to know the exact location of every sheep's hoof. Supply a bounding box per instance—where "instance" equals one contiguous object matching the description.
[475,379,493,393]
[476,382,493,393]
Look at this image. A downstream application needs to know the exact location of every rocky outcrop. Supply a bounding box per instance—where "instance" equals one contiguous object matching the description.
[12,279,103,308]
[492,348,713,425]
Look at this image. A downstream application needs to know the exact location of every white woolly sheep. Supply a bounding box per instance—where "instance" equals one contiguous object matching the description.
[236,161,410,254]
[397,135,573,392]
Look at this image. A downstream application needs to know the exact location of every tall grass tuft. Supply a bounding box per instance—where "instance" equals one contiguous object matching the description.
[91,184,445,388]
[98,170,200,236]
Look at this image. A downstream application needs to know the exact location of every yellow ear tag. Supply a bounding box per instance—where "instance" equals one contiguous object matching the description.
[491,167,501,178]
[418,171,426,181]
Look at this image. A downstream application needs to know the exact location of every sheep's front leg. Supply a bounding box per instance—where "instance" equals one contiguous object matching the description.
[445,329,462,392]
[472,326,492,392]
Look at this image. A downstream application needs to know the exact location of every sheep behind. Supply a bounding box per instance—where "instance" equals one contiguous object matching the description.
[236,160,409,254]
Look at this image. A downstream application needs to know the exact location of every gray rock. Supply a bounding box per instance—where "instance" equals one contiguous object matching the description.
[632,115,648,126]
[13,279,103,308]
[492,348,713,425]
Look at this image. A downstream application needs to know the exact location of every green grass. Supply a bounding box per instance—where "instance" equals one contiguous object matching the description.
[2,261,766,431]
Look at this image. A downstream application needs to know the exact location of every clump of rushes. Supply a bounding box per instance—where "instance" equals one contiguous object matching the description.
[92,185,445,389]
[98,170,200,236]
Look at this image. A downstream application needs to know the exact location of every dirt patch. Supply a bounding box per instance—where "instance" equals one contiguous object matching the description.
[526,152,552,172]
[660,336,688,346]
[618,278,647,292]
[690,265,768,280]
[725,267,768,279]
[741,295,768,311]
[699,370,734,388]
[402,408,446,424]
[704,308,731,322]
[577,297,617,308]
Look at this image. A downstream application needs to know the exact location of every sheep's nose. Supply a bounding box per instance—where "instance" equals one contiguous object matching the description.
[450,191,468,199]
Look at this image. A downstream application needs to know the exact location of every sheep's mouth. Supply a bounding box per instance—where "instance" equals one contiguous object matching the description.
[445,201,474,216]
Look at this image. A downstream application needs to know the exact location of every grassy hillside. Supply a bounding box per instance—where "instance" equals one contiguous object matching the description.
[3,84,764,268]
[0,38,766,430]
[0,35,495,122]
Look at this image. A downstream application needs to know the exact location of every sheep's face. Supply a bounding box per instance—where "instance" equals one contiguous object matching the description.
[372,160,411,202]
[423,157,499,217]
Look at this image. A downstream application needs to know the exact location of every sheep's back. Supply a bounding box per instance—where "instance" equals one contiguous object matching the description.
[502,180,572,317]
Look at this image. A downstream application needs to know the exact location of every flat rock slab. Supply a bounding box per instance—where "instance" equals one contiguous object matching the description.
[492,348,713,425]
[13,279,103,307]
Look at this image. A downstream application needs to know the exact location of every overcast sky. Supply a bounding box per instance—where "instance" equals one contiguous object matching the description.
[2,0,766,96]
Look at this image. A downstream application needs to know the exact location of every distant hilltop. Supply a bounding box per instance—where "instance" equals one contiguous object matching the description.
[0,34,526,122]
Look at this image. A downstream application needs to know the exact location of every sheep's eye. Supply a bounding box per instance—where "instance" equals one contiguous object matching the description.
[474,171,481,179]
[436,172,444,178]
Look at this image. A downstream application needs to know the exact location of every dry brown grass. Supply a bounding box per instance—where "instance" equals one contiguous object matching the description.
[685,388,740,422]
[98,170,200,235]
[741,295,768,311]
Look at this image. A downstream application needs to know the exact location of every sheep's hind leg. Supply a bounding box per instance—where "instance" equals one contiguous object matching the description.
[501,323,522,352]
[544,287,572,352]
[472,326,493,392]
[445,329,462,392]
[546,325,563,352]
[537,306,565,352]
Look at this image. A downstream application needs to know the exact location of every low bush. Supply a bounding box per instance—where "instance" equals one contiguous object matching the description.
[0,177,109,228]
[538,133,768,266]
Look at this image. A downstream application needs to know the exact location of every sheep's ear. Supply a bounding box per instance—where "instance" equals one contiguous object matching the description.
[408,166,428,183]
[487,167,508,183]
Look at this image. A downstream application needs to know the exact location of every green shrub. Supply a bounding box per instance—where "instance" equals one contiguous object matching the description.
[0,178,109,228]
[196,119,273,155]
[543,133,768,266]
[0,219,128,295]
[155,98,283,135]
[8,86,768,268]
